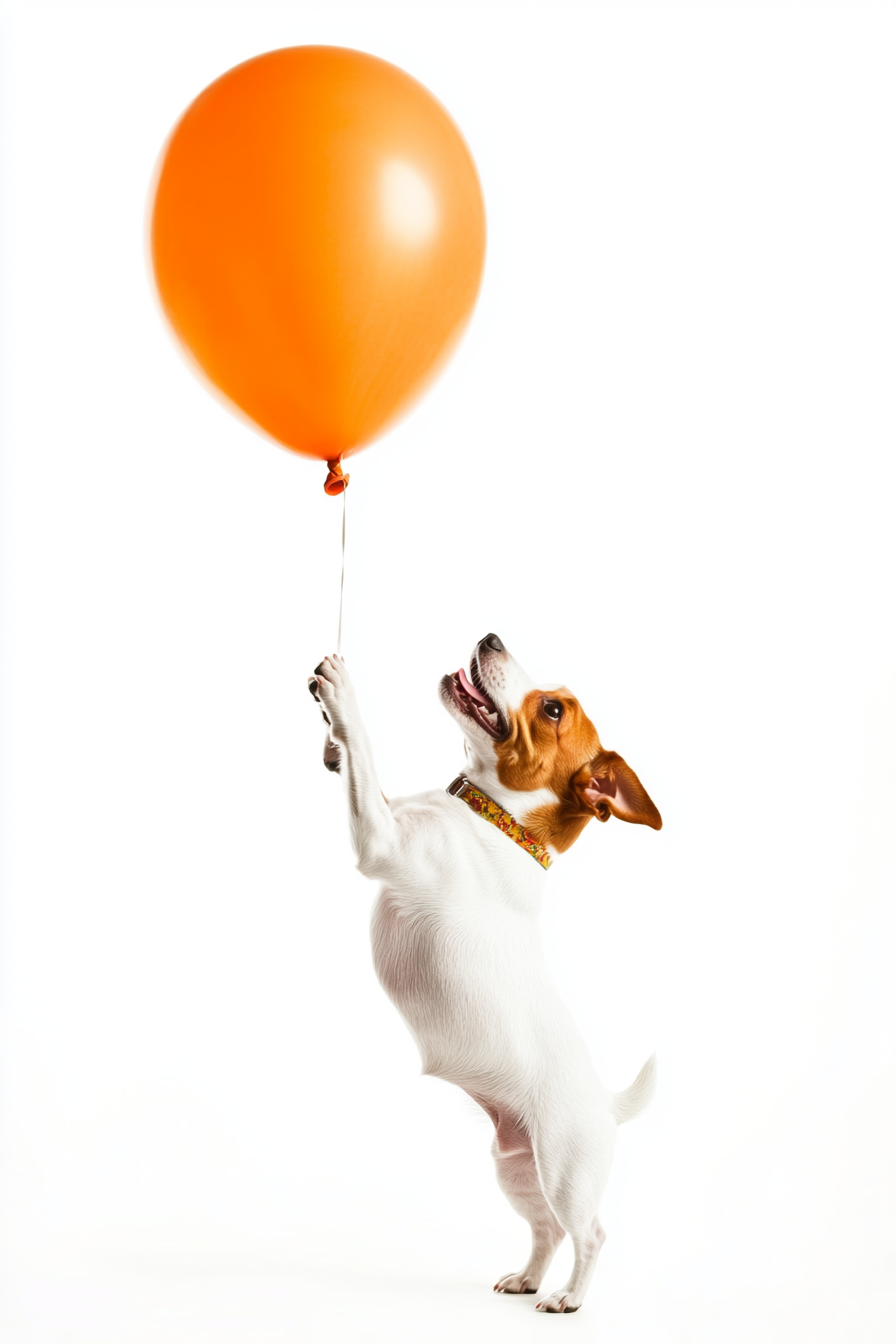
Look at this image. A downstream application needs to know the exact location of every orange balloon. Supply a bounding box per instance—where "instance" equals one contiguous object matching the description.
[149,46,486,474]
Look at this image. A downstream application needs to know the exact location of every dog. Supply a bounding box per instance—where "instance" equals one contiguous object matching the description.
[308,633,661,1313]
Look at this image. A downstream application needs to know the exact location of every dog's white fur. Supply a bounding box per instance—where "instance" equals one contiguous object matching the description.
[310,636,656,1313]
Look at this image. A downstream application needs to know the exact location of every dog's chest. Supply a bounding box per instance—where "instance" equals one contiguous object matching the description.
[367,790,548,1071]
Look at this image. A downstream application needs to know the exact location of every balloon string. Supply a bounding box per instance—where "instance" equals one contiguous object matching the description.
[323,456,350,654]
[337,482,347,655]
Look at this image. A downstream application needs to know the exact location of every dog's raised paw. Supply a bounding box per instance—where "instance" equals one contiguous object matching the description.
[535,1290,579,1313]
[494,1273,538,1294]
[308,677,334,730]
[308,655,357,740]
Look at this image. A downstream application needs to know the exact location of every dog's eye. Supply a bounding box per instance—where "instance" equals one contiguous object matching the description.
[543,700,563,721]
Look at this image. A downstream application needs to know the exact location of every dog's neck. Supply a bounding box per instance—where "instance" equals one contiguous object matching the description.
[447,775,554,868]
[462,747,555,817]
[460,752,591,857]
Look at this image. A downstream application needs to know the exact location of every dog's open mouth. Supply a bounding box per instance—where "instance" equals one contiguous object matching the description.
[448,666,507,740]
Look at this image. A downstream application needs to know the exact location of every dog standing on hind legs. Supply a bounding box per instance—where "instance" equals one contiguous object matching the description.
[308,633,660,1313]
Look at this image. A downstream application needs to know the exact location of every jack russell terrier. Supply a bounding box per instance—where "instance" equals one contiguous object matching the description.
[308,633,660,1313]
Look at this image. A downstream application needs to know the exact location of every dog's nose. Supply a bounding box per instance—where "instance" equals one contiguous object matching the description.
[481,633,504,653]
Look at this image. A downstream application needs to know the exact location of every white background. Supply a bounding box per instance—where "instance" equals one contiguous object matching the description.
[1,2,894,1341]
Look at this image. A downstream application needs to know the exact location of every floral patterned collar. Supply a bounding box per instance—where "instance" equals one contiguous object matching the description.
[446,775,553,869]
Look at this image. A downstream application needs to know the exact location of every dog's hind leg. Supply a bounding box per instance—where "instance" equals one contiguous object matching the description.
[492,1125,565,1295]
[527,1109,616,1313]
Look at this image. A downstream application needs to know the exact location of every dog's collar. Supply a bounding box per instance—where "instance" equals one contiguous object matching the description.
[446,775,553,869]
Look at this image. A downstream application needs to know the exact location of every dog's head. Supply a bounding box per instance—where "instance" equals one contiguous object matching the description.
[440,633,661,853]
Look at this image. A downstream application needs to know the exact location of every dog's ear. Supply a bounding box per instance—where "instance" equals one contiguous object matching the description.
[572,750,662,830]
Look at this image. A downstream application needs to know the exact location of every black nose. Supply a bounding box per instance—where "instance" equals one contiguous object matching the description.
[481,633,504,652]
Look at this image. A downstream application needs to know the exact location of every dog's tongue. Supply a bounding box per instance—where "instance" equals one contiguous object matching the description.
[457,666,491,707]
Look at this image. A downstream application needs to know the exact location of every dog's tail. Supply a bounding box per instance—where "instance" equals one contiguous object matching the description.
[609,1053,657,1124]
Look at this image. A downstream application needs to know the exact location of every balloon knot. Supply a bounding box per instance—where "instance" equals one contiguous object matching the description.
[324,458,350,496]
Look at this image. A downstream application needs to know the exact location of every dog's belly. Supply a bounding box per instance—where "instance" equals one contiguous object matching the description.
[370,885,586,1091]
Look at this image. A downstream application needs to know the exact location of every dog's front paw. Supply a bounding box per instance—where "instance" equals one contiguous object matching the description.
[322,735,341,773]
[308,654,357,743]
[494,1272,538,1295]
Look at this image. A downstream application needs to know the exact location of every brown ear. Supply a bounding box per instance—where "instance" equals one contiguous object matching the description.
[573,750,662,830]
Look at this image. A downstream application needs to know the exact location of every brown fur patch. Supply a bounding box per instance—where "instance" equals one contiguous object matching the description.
[499,689,661,850]
[496,688,602,853]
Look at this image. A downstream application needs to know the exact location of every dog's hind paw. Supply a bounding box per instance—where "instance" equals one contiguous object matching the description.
[494,1273,538,1294]
[534,1290,580,1313]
